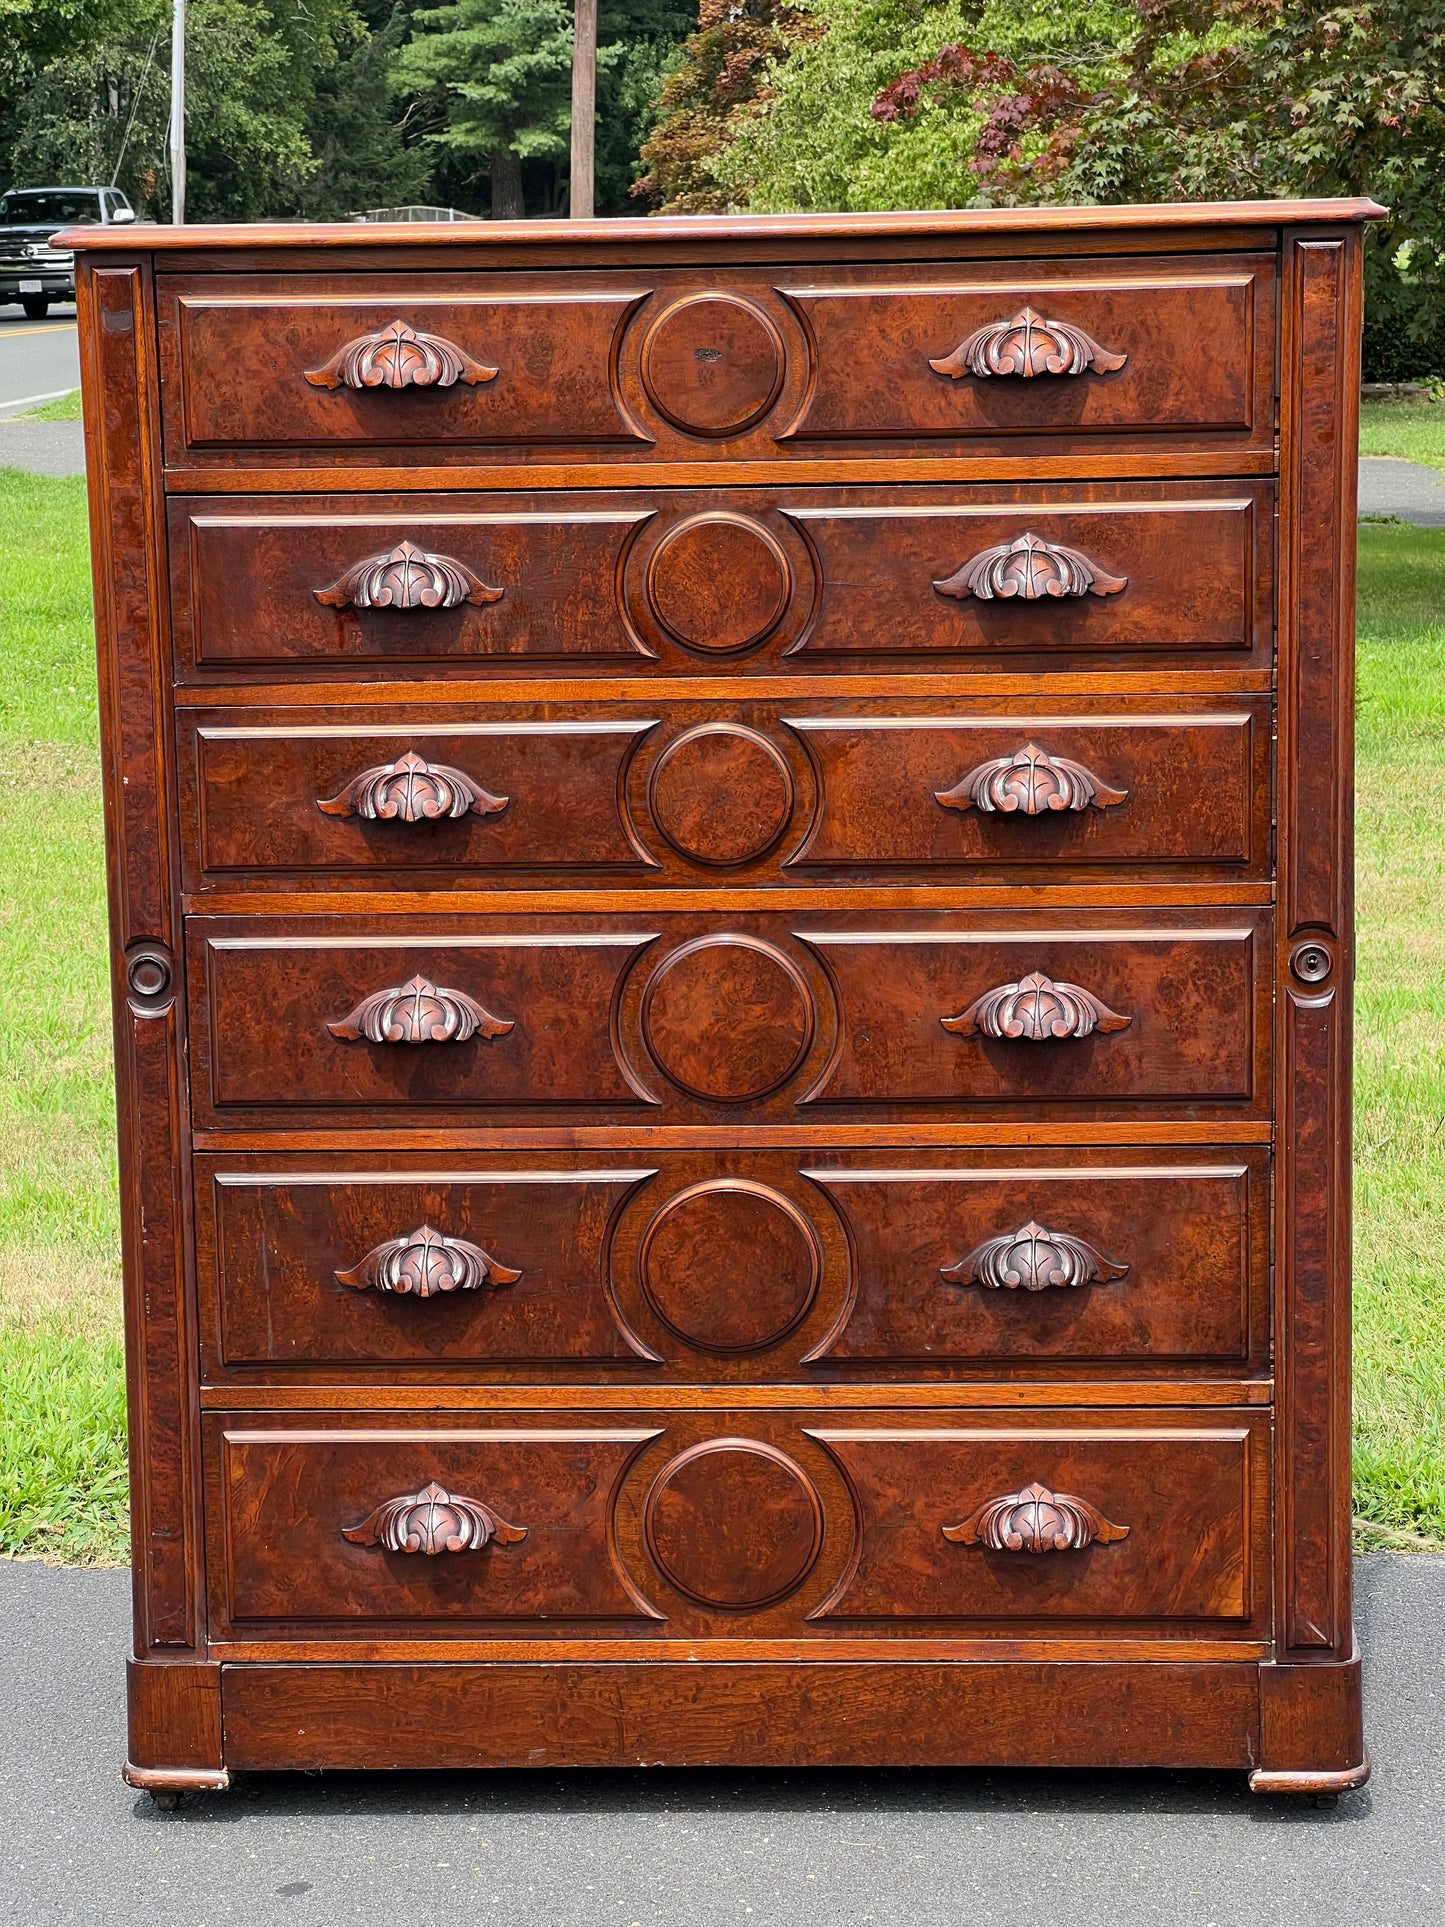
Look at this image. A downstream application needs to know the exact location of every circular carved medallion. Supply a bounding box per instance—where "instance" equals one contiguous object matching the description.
[641,294,785,437]
[639,1180,821,1354]
[642,936,812,1102]
[646,515,791,655]
[645,1439,823,1608]
[650,725,794,867]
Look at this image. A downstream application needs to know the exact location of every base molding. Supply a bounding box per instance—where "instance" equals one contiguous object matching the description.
[1249,1751,1371,1796]
[222,1658,1262,1772]
[123,1762,232,1794]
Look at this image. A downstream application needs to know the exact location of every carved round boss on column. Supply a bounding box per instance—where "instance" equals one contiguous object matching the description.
[640,294,785,437]
[639,1180,822,1353]
[641,936,813,1102]
[125,943,173,1004]
[1290,938,1334,985]
[645,1439,823,1608]
[645,513,792,655]
[649,725,794,867]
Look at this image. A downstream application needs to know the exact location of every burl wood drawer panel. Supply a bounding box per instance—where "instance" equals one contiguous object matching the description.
[203,1409,1270,1642]
[165,482,1273,679]
[195,1148,1269,1383]
[178,696,1270,889]
[812,1421,1266,1626]
[206,1419,662,1633]
[157,256,1275,468]
[185,910,1270,1128]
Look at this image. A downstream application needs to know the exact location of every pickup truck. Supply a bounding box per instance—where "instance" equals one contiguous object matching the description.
[0,186,137,317]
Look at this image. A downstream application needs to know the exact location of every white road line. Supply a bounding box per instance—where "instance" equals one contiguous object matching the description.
[0,387,75,415]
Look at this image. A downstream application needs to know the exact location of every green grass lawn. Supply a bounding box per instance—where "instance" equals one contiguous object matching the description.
[1360,398,1445,471]
[0,472,1441,1561]
[21,389,84,422]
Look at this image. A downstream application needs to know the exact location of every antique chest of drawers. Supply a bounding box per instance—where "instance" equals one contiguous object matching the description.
[68,199,1378,1796]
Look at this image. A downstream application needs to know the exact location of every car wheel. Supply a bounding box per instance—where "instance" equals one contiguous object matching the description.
[21,296,49,319]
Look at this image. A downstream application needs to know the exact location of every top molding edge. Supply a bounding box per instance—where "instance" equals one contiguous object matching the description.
[58,197,1387,254]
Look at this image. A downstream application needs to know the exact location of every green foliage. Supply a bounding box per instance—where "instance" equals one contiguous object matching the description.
[1359,398,1445,471]
[716,0,1132,212]
[719,1,1445,377]
[392,0,695,216]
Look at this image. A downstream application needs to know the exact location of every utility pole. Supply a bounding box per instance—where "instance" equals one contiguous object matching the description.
[569,0,596,219]
[169,0,186,224]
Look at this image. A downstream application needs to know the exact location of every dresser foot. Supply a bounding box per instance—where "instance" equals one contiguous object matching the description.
[1248,1751,1370,1797]
[124,1762,231,1802]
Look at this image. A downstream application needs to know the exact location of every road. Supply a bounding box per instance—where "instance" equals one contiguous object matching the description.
[0,1554,1441,1927]
[0,306,79,416]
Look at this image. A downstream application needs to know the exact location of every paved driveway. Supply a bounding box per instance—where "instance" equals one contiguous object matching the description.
[0,1554,1441,1927]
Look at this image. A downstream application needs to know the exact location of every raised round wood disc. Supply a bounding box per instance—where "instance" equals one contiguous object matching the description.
[642,937,812,1101]
[646,515,791,655]
[645,1440,824,1608]
[641,294,785,437]
[649,725,794,867]
[639,1180,821,1353]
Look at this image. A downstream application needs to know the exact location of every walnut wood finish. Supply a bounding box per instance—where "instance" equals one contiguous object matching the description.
[75,205,1369,1790]
[203,1406,1269,1642]
[193,1148,1268,1382]
[166,483,1274,679]
[184,909,1271,1127]
[179,699,1268,888]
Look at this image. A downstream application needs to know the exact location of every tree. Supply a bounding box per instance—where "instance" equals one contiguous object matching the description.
[704,1,1445,376]
[632,0,817,211]
[393,0,695,217]
[392,0,575,216]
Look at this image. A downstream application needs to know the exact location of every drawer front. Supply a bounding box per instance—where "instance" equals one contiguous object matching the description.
[167,483,1273,679]
[161,283,651,454]
[204,1409,1269,1641]
[187,911,1270,1127]
[812,1422,1264,1624]
[783,257,1274,445]
[207,1419,662,1631]
[179,698,1269,888]
[159,257,1275,468]
[196,1148,1269,1382]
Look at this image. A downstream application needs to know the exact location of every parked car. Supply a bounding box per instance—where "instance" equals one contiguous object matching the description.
[0,186,136,317]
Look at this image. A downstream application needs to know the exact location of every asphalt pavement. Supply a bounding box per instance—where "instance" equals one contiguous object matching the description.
[0,1553,1441,1927]
[0,307,79,415]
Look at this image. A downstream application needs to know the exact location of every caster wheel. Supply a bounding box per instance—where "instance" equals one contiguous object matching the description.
[1312,1793,1338,1810]
[152,1791,180,1811]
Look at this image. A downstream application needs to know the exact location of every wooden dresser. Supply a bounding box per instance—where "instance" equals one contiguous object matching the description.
[69,200,1377,1799]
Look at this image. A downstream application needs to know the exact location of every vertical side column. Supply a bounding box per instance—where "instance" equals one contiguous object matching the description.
[1256,224,1366,1788]
[78,259,224,1786]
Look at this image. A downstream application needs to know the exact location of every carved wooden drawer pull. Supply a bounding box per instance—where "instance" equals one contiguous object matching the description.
[936,742,1128,816]
[343,1480,526,1556]
[942,1220,1129,1293]
[318,750,508,823]
[304,319,498,391]
[943,1481,1129,1553]
[327,974,513,1045]
[314,540,503,612]
[942,971,1131,1042]
[337,1223,521,1297]
[930,306,1127,381]
[934,532,1127,602]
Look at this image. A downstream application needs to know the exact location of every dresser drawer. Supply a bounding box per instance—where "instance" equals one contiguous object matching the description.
[186,910,1270,1127]
[158,256,1275,468]
[178,697,1271,889]
[204,1408,1270,1641]
[160,280,651,455]
[195,1147,1269,1383]
[166,482,1273,679]
[206,1417,662,1634]
[779,255,1275,448]
[811,1418,1267,1626]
